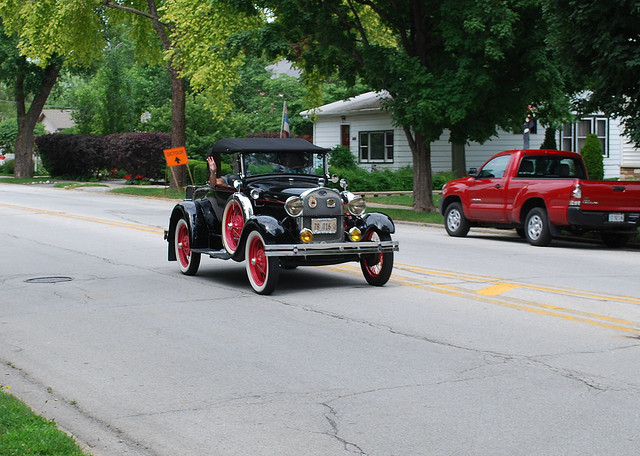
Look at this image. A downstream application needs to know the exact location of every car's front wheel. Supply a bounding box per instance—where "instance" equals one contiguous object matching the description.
[175,218,201,275]
[360,230,394,286]
[245,231,279,294]
[444,202,470,237]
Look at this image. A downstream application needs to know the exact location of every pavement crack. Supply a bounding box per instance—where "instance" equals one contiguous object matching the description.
[321,402,367,455]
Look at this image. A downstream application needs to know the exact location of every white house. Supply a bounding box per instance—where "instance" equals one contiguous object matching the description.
[38,109,75,133]
[301,91,640,180]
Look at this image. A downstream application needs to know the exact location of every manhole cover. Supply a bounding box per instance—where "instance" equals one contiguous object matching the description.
[25,276,73,284]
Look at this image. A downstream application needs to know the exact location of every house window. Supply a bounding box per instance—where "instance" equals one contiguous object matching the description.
[560,116,609,157]
[359,131,394,163]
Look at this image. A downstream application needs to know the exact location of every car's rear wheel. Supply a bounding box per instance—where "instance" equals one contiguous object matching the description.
[524,207,552,246]
[444,202,470,237]
[360,230,393,286]
[175,218,200,275]
[245,231,279,294]
[222,199,245,255]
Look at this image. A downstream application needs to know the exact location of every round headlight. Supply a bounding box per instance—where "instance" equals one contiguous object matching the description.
[285,196,303,217]
[347,196,366,216]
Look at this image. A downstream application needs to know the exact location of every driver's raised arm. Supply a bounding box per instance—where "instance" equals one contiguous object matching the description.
[207,156,227,187]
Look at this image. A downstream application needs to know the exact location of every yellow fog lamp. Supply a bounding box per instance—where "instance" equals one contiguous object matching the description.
[348,227,362,242]
[300,228,313,243]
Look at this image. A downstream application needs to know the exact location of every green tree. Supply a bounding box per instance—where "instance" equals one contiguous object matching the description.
[549,0,640,146]
[0,22,63,177]
[253,0,570,212]
[581,133,604,180]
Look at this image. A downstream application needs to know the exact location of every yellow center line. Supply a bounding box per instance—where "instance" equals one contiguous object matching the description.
[0,202,165,235]
[321,263,640,334]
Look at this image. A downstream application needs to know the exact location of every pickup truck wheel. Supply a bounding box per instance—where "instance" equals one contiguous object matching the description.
[175,218,201,275]
[222,199,245,255]
[360,230,394,286]
[444,202,470,237]
[245,230,279,295]
[525,207,552,246]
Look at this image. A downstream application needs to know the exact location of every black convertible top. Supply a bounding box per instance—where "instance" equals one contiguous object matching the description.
[210,138,329,154]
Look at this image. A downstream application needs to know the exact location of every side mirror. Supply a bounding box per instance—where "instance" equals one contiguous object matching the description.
[468,168,478,177]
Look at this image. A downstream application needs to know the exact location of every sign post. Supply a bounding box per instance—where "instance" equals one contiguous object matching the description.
[163,146,193,186]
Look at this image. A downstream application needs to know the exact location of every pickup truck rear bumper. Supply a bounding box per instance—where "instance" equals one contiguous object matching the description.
[568,207,640,231]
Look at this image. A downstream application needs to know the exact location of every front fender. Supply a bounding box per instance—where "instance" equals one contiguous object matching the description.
[167,201,209,261]
[360,211,396,235]
[231,215,286,261]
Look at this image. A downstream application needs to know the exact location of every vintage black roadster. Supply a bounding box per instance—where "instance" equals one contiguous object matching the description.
[165,138,399,294]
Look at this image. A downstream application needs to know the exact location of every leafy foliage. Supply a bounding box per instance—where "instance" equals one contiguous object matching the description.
[36,132,170,179]
[550,0,640,145]
[104,132,171,179]
[328,146,358,169]
[580,133,604,180]
[36,134,106,178]
[0,119,45,154]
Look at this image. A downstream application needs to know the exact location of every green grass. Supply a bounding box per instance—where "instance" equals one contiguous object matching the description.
[0,388,88,456]
[54,183,108,190]
[0,176,53,184]
[110,186,185,199]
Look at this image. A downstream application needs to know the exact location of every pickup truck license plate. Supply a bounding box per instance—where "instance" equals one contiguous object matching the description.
[608,213,625,222]
[311,218,337,234]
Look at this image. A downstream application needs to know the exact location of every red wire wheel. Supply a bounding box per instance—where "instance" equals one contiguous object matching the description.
[222,199,245,255]
[245,231,279,294]
[175,218,200,275]
[360,230,393,286]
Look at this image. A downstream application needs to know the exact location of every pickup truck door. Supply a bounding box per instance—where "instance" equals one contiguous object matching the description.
[465,154,513,222]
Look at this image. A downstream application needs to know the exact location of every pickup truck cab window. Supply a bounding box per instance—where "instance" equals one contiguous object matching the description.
[477,154,511,179]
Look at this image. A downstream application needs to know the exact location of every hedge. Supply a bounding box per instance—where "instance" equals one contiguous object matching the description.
[36,132,171,179]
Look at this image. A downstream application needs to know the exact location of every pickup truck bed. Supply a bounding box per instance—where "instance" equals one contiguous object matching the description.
[439,149,640,247]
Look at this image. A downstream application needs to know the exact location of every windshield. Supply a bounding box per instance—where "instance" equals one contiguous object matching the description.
[242,151,326,176]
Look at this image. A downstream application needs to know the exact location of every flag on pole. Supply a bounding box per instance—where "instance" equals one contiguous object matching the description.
[281,101,290,138]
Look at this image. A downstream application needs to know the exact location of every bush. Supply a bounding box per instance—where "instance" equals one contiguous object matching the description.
[329,146,358,169]
[188,159,209,185]
[36,134,106,178]
[581,133,604,180]
[36,132,171,180]
[105,132,171,180]
[1,159,15,175]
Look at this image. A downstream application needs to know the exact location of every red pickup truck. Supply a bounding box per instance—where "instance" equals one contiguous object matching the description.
[439,149,640,247]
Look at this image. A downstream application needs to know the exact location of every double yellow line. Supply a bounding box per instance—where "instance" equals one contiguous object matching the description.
[0,202,165,235]
[325,263,640,335]
[5,201,639,334]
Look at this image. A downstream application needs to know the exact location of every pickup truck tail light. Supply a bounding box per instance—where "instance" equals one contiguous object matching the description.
[569,182,582,206]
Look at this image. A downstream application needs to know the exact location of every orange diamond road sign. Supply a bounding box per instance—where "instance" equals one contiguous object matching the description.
[163,147,189,167]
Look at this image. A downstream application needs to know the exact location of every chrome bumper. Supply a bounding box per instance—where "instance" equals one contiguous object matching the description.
[264,240,399,257]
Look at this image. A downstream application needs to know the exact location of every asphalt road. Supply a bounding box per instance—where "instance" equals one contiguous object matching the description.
[1,183,639,456]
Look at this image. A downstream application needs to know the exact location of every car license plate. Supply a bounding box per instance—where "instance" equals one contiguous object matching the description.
[608,213,625,222]
[311,218,337,234]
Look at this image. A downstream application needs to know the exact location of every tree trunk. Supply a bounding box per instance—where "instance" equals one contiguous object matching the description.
[451,142,466,178]
[13,61,61,178]
[404,127,435,213]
